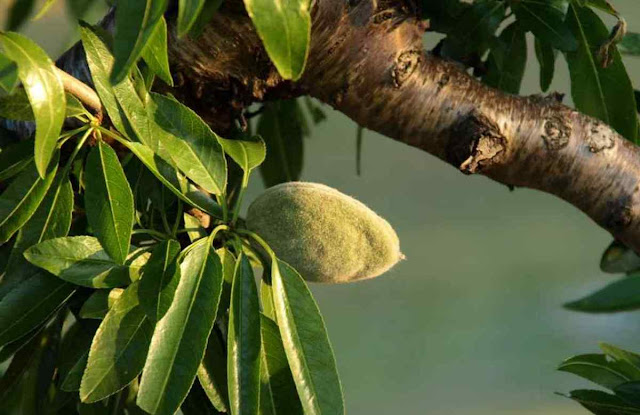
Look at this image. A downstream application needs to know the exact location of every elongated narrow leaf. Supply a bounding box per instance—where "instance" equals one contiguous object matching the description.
[0,139,32,182]
[614,381,640,406]
[188,0,223,38]
[148,93,227,195]
[80,282,154,403]
[139,240,181,321]
[0,32,66,177]
[112,0,167,83]
[58,320,99,391]
[85,141,134,264]
[24,236,136,288]
[260,314,303,415]
[243,0,310,80]
[271,260,344,415]
[0,53,18,93]
[535,38,557,92]
[566,4,638,143]
[483,23,527,94]
[0,271,74,348]
[600,344,640,380]
[216,247,236,321]
[228,254,261,415]
[559,354,631,390]
[512,0,577,52]
[138,239,224,415]
[79,288,124,320]
[261,279,276,321]
[567,389,640,415]
[218,136,266,174]
[197,328,230,412]
[178,0,206,37]
[80,24,163,154]
[258,101,304,187]
[122,141,223,218]
[564,275,640,313]
[0,155,57,243]
[141,16,174,86]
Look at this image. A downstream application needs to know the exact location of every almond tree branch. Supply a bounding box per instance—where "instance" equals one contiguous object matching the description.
[54,66,103,116]
[45,1,640,252]
[165,0,640,252]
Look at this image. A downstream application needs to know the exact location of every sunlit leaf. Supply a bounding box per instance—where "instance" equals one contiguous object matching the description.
[112,0,167,83]
[271,260,344,415]
[243,0,311,80]
[141,16,174,86]
[228,254,261,415]
[0,33,66,177]
[138,239,224,415]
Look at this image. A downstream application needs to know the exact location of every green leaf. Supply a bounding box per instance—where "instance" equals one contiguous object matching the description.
[511,0,577,52]
[258,101,304,187]
[188,0,223,38]
[138,240,181,321]
[79,288,125,320]
[58,320,99,391]
[218,135,266,174]
[566,389,640,415]
[600,344,640,380]
[483,22,527,94]
[614,382,640,406]
[79,24,162,153]
[600,240,640,274]
[0,32,66,177]
[85,141,134,264]
[535,38,557,92]
[137,238,224,415]
[228,254,261,415]
[620,33,640,56]
[0,272,74,348]
[24,236,139,288]
[441,0,505,58]
[141,16,174,86]
[178,0,206,37]
[121,141,224,218]
[16,175,73,252]
[216,247,236,321]
[271,260,344,415]
[148,93,227,195]
[197,328,230,412]
[243,0,310,80]
[0,52,18,93]
[112,0,167,83]
[581,0,618,16]
[0,155,58,243]
[0,139,34,183]
[565,4,638,143]
[260,314,303,415]
[184,213,207,242]
[80,282,154,403]
[559,354,632,390]
[261,279,276,321]
[564,275,640,313]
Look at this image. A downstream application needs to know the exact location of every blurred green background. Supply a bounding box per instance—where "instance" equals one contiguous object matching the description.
[2,1,640,414]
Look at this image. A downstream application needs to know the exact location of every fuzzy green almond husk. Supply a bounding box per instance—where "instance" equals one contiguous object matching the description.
[246,182,403,283]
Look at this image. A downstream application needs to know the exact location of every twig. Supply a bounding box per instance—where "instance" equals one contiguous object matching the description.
[54,67,103,117]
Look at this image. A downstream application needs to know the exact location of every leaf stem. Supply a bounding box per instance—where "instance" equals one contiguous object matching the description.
[231,171,248,225]
[60,127,92,176]
[235,229,276,260]
[132,228,171,240]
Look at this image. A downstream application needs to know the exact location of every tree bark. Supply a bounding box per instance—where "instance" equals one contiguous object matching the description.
[34,0,640,252]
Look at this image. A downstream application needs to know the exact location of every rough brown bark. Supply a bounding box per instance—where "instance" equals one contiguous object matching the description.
[163,0,640,253]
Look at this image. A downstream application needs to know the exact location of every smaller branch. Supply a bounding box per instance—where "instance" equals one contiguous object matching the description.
[54,67,103,117]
